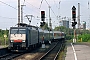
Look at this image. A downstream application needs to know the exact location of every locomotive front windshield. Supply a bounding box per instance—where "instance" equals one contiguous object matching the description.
[10,29,26,34]
[10,28,26,41]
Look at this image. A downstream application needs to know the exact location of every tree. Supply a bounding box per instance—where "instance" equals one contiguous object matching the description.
[40,23,50,30]
[0,29,9,45]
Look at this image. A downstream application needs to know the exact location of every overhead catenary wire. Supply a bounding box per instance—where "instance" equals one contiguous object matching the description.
[45,0,57,18]
[0,0,57,20]
[0,0,43,20]
[22,0,49,19]
[0,0,28,17]
[24,1,40,11]
[21,0,41,15]
[0,0,18,19]
[0,1,18,19]
[23,0,25,5]
[0,0,17,10]
[39,0,44,9]
[23,6,40,14]
[0,1,25,20]
[0,16,17,19]
[53,0,58,8]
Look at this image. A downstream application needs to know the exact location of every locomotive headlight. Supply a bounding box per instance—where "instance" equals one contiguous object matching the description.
[11,40,13,42]
[22,40,25,42]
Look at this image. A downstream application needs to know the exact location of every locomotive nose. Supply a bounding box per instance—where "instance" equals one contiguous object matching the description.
[14,40,22,42]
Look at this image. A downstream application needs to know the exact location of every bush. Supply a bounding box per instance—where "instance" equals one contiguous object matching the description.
[66,35,73,40]
[78,34,90,42]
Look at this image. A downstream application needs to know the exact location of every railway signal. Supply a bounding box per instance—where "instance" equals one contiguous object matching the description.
[72,6,77,43]
[40,11,46,48]
[41,11,45,21]
[72,6,77,29]
[72,22,77,27]
[72,6,76,20]
[40,22,45,27]
[40,11,46,27]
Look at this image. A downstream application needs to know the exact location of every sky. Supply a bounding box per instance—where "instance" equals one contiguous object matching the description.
[0,0,90,30]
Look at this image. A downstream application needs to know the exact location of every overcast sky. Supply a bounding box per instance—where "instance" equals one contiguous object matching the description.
[0,0,90,29]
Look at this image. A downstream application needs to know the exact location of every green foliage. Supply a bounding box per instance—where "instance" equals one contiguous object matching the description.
[54,26,90,42]
[43,23,49,30]
[66,35,73,40]
[0,29,9,45]
[78,34,90,42]
[88,40,90,42]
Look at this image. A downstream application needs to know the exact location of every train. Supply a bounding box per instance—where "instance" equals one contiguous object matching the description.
[53,31,65,41]
[8,23,65,52]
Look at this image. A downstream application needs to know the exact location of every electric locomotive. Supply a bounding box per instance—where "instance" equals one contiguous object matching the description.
[8,23,39,52]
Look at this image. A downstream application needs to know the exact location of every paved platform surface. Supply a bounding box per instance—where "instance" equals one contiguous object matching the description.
[65,43,74,60]
[0,45,7,49]
[65,43,90,60]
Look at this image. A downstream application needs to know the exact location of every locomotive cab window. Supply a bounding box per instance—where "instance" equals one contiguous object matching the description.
[10,29,26,34]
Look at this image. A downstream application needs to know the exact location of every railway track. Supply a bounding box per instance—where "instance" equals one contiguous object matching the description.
[0,53,24,60]
[39,41,63,60]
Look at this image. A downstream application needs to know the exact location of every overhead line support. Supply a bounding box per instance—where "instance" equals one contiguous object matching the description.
[18,0,20,27]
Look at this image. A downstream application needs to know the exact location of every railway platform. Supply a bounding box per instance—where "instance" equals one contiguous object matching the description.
[0,45,7,49]
[65,43,90,60]
[65,43,74,60]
